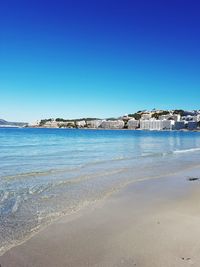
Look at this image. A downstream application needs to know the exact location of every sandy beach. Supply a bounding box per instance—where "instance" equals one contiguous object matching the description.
[1,167,200,267]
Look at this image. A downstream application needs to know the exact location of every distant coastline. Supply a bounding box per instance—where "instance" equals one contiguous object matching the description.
[27,109,200,131]
[1,109,200,131]
[0,119,28,128]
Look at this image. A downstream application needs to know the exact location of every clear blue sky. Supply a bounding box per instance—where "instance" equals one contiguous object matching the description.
[0,0,200,122]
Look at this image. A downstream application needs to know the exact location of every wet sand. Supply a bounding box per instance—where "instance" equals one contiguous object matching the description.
[1,168,200,267]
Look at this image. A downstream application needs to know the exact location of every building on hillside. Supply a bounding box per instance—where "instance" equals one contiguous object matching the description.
[172,114,181,121]
[86,120,103,128]
[140,120,171,130]
[44,121,59,128]
[28,120,40,127]
[182,115,196,121]
[101,120,124,129]
[120,114,132,122]
[158,114,172,121]
[141,113,152,120]
[188,114,200,122]
[140,120,150,130]
[127,119,139,129]
[171,121,185,130]
[187,121,198,130]
[76,120,86,128]
[158,114,181,121]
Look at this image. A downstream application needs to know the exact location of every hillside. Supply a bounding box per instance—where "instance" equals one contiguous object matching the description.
[0,119,28,127]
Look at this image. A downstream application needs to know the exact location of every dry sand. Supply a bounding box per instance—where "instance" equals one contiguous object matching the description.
[1,168,200,267]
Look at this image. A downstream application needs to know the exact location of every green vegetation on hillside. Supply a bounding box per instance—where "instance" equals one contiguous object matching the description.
[173,110,185,116]
[151,111,170,119]
[128,113,141,120]
[40,119,53,126]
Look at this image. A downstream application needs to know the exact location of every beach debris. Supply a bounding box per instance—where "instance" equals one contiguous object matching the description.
[181,257,191,261]
[188,177,200,181]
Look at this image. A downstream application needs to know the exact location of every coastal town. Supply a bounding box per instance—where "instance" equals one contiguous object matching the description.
[28,109,200,131]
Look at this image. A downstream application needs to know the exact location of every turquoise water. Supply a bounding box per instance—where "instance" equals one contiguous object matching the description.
[0,128,200,254]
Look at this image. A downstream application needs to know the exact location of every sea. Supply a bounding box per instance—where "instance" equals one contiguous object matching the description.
[0,127,200,255]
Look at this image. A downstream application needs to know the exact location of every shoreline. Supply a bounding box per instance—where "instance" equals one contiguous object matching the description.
[1,167,200,266]
[6,126,200,132]
[1,163,200,257]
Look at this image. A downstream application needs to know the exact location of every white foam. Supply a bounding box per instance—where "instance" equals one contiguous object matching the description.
[1,191,10,202]
[11,196,21,213]
[173,148,200,154]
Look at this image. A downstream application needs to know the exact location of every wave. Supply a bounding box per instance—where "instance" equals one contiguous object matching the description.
[1,159,200,257]
[0,191,10,202]
[0,167,81,181]
[144,147,200,157]
[173,148,200,154]
[0,157,133,181]
[1,147,200,181]
[11,196,21,214]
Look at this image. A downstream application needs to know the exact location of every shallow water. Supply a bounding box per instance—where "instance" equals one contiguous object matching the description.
[0,128,200,254]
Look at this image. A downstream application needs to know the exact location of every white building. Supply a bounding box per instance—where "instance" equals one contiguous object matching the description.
[101,120,124,129]
[192,115,200,122]
[76,120,86,128]
[44,121,59,128]
[141,113,152,120]
[159,114,181,121]
[158,114,172,120]
[127,119,139,129]
[86,120,103,128]
[187,121,198,130]
[172,121,185,130]
[28,120,40,127]
[140,120,171,130]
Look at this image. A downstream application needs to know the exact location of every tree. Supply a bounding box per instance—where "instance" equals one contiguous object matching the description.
[152,111,170,119]
[128,113,141,120]
[39,119,53,126]
[173,110,185,116]
[55,118,67,122]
